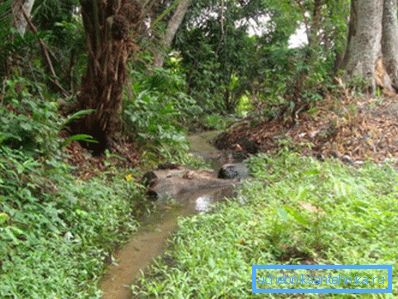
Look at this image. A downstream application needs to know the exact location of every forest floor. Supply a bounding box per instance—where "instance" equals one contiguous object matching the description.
[216,94,398,167]
[65,137,141,180]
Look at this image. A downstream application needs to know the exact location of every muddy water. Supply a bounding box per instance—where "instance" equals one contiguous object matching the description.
[188,130,237,169]
[99,131,236,299]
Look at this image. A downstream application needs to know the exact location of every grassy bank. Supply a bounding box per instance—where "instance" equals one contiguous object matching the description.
[0,81,148,298]
[132,152,398,298]
[0,146,145,298]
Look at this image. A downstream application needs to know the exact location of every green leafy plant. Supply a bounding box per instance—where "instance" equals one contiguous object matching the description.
[0,78,62,156]
[0,77,146,298]
[0,144,145,298]
[124,68,202,159]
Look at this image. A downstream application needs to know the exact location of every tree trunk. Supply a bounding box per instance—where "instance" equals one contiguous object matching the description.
[341,0,355,70]
[287,0,323,105]
[343,0,384,93]
[308,0,323,50]
[382,0,398,90]
[154,0,191,67]
[12,0,35,36]
[75,0,142,152]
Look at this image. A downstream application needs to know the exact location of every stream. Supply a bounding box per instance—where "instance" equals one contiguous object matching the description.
[99,131,239,299]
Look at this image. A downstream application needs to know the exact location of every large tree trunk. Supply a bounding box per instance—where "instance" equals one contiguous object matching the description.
[154,0,191,67]
[12,0,35,36]
[382,0,398,90]
[343,0,384,93]
[75,0,142,152]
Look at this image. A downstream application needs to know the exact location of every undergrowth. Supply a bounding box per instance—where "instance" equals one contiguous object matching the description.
[123,68,210,169]
[132,151,398,298]
[124,68,201,156]
[0,79,145,298]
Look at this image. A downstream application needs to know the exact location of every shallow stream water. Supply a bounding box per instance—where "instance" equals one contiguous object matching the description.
[99,131,238,299]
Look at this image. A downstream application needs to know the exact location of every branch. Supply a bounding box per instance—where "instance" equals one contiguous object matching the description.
[21,6,69,96]
[293,0,311,41]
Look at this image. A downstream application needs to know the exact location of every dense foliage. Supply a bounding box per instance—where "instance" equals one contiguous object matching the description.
[175,0,350,116]
[0,80,144,298]
[124,68,201,154]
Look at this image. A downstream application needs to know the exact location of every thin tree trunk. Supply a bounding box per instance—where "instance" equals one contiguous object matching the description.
[12,0,35,36]
[154,0,190,67]
[330,0,349,72]
[343,0,384,93]
[289,0,323,102]
[308,0,322,50]
[21,8,68,95]
[75,0,142,152]
[382,0,398,90]
[341,0,355,70]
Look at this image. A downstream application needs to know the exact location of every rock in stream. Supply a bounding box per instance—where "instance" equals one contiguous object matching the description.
[143,166,238,200]
[218,163,249,179]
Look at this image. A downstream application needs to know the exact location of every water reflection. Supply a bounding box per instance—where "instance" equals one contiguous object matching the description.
[195,195,213,212]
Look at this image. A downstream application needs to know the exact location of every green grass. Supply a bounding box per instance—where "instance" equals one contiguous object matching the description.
[0,147,146,298]
[132,151,398,298]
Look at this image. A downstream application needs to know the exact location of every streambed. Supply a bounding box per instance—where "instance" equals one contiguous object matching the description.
[99,131,242,299]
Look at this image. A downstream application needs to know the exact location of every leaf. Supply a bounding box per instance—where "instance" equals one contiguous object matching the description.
[208,257,216,269]
[62,109,96,127]
[277,208,289,222]
[0,212,9,225]
[62,134,98,146]
[285,206,310,226]
[20,122,33,131]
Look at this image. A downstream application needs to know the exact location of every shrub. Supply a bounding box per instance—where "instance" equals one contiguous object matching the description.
[0,145,144,298]
[124,68,202,158]
[0,78,61,156]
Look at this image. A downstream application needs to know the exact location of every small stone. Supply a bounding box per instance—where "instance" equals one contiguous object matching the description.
[341,155,354,164]
[183,171,194,180]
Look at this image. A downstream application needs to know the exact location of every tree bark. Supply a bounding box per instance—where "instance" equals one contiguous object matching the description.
[382,0,398,90]
[308,0,323,50]
[341,0,355,70]
[154,0,191,67]
[12,0,35,36]
[75,0,142,152]
[343,0,384,93]
[288,0,323,104]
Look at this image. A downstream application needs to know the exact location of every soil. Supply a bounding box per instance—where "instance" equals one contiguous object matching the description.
[64,137,140,180]
[216,94,398,166]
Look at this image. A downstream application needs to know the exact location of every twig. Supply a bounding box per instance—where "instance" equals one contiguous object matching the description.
[21,7,69,97]
[293,0,311,41]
